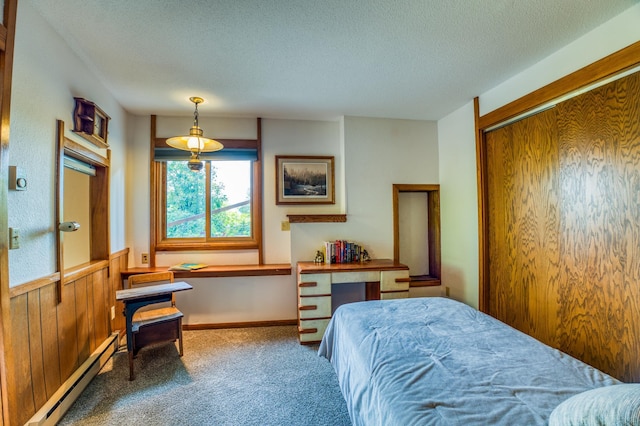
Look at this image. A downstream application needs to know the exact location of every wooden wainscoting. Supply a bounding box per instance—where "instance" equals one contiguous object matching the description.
[8,248,128,426]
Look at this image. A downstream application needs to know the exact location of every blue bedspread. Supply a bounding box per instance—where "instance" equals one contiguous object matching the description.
[318,297,619,426]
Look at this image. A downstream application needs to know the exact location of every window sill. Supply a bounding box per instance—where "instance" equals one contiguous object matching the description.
[121,264,292,280]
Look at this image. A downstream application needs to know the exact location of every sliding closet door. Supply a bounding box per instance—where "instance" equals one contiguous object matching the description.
[486,107,561,347]
[485,70,640,381]
[555,71,640,379]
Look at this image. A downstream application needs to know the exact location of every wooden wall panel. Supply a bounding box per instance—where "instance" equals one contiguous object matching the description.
[39,284,61,399]
[6,249,128,424]
[27,291,47,409]
[110,252,127,335]
[86,273,97,354]
[92,268,109,343]
[74,277,90,364]
[485,71,640,381]
[9,294,33,426]
[57,281,79,382]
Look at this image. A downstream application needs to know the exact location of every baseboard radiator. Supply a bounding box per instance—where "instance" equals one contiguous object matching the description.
[26,332,119,426]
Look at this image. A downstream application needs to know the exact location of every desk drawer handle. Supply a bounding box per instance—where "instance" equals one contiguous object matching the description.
[298,326,318,334]
[299,282,317,287]
[395,277,411,283]
[299,305,318,311]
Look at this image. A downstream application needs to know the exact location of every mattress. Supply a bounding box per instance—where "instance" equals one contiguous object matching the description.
[318,297,619,426]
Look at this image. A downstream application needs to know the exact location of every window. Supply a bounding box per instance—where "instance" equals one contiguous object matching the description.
[152,117,262,253]
[164,160,252,239]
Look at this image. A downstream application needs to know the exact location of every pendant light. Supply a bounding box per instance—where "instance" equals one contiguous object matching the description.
[166,97,224,171]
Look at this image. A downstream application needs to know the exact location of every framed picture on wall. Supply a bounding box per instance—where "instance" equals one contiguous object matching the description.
[275,155,335,205]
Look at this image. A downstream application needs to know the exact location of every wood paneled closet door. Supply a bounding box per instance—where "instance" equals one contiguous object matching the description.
[485,71,640,382]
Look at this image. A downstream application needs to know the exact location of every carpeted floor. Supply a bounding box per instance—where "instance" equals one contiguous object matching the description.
[58,326,351,426]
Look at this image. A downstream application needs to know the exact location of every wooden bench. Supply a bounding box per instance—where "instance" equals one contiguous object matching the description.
[116,272,193,380]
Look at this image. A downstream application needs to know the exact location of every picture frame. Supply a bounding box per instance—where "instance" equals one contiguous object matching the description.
[275,155,335,205]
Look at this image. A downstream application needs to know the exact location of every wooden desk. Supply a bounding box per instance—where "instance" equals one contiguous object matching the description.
[296,259,410,344]
[116,282,193,379]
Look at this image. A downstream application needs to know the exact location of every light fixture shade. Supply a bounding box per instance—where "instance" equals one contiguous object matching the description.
[166,130,224,152]
[166,96,224,154]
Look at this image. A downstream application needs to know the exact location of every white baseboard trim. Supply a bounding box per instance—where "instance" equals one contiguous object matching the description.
[26,332,119,426]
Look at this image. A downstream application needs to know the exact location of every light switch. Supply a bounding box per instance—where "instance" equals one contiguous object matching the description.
[9,227,19,249]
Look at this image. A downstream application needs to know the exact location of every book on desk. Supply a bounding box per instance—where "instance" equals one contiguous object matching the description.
[168,263,208,271]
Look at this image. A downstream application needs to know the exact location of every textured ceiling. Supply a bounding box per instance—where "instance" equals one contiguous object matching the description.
[28,0,639,120]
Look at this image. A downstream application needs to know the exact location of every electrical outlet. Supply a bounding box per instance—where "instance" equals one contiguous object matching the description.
[141,253,149,264]
[281,221,290,231]
[110,306,115,320]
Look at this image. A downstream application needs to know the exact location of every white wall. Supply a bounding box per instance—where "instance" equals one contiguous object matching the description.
[8,0,127,286]
[288,116,439,292]
[127,114,439,324]
[437,3,640,308]
[437,102,478,307]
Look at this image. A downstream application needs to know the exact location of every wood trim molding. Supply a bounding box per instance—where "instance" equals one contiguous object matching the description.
[256,117,263,264]
[392,184,441,280]
[474,97,489,313]
[183,319,297,330]
[287,214,347,223]
[55,120,65,303]
[109,247,130,260]
[154,137,258,149]
[8,273,60,299]
[149,115,157,267]
[62,260,109,284]
[1,2,19,423]
[0,24,7,52]
[63,136,109,167]
[478,40,640,130]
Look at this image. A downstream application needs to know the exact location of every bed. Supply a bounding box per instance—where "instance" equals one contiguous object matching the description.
[318,297,640,425]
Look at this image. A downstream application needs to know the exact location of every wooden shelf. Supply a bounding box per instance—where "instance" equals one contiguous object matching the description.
[409,275,441,287]
[121,264,291,280]
[287,214,346,223]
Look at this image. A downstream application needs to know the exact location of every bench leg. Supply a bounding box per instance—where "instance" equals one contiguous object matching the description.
[178,318,184,356]
[128,351,135,381]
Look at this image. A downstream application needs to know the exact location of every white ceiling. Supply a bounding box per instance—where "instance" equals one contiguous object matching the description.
[28,0,639,121]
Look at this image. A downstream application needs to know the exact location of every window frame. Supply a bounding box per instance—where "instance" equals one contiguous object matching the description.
[150,116,263,264]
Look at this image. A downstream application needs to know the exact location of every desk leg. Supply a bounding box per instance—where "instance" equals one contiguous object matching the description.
[365,281,381,300]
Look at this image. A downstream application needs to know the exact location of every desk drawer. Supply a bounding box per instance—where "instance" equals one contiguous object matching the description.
[380,270,410,292]
[298,295,331,319]
[331,271,379,283]
[298,318,330,343]
[298,273,331,296]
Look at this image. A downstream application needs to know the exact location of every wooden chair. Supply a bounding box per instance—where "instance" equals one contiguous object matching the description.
[126,271,184,380]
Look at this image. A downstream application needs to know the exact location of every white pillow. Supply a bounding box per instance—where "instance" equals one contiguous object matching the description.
[549,384,640,425]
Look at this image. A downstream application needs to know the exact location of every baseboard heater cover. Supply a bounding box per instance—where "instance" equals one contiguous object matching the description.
[26,332,119,426]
